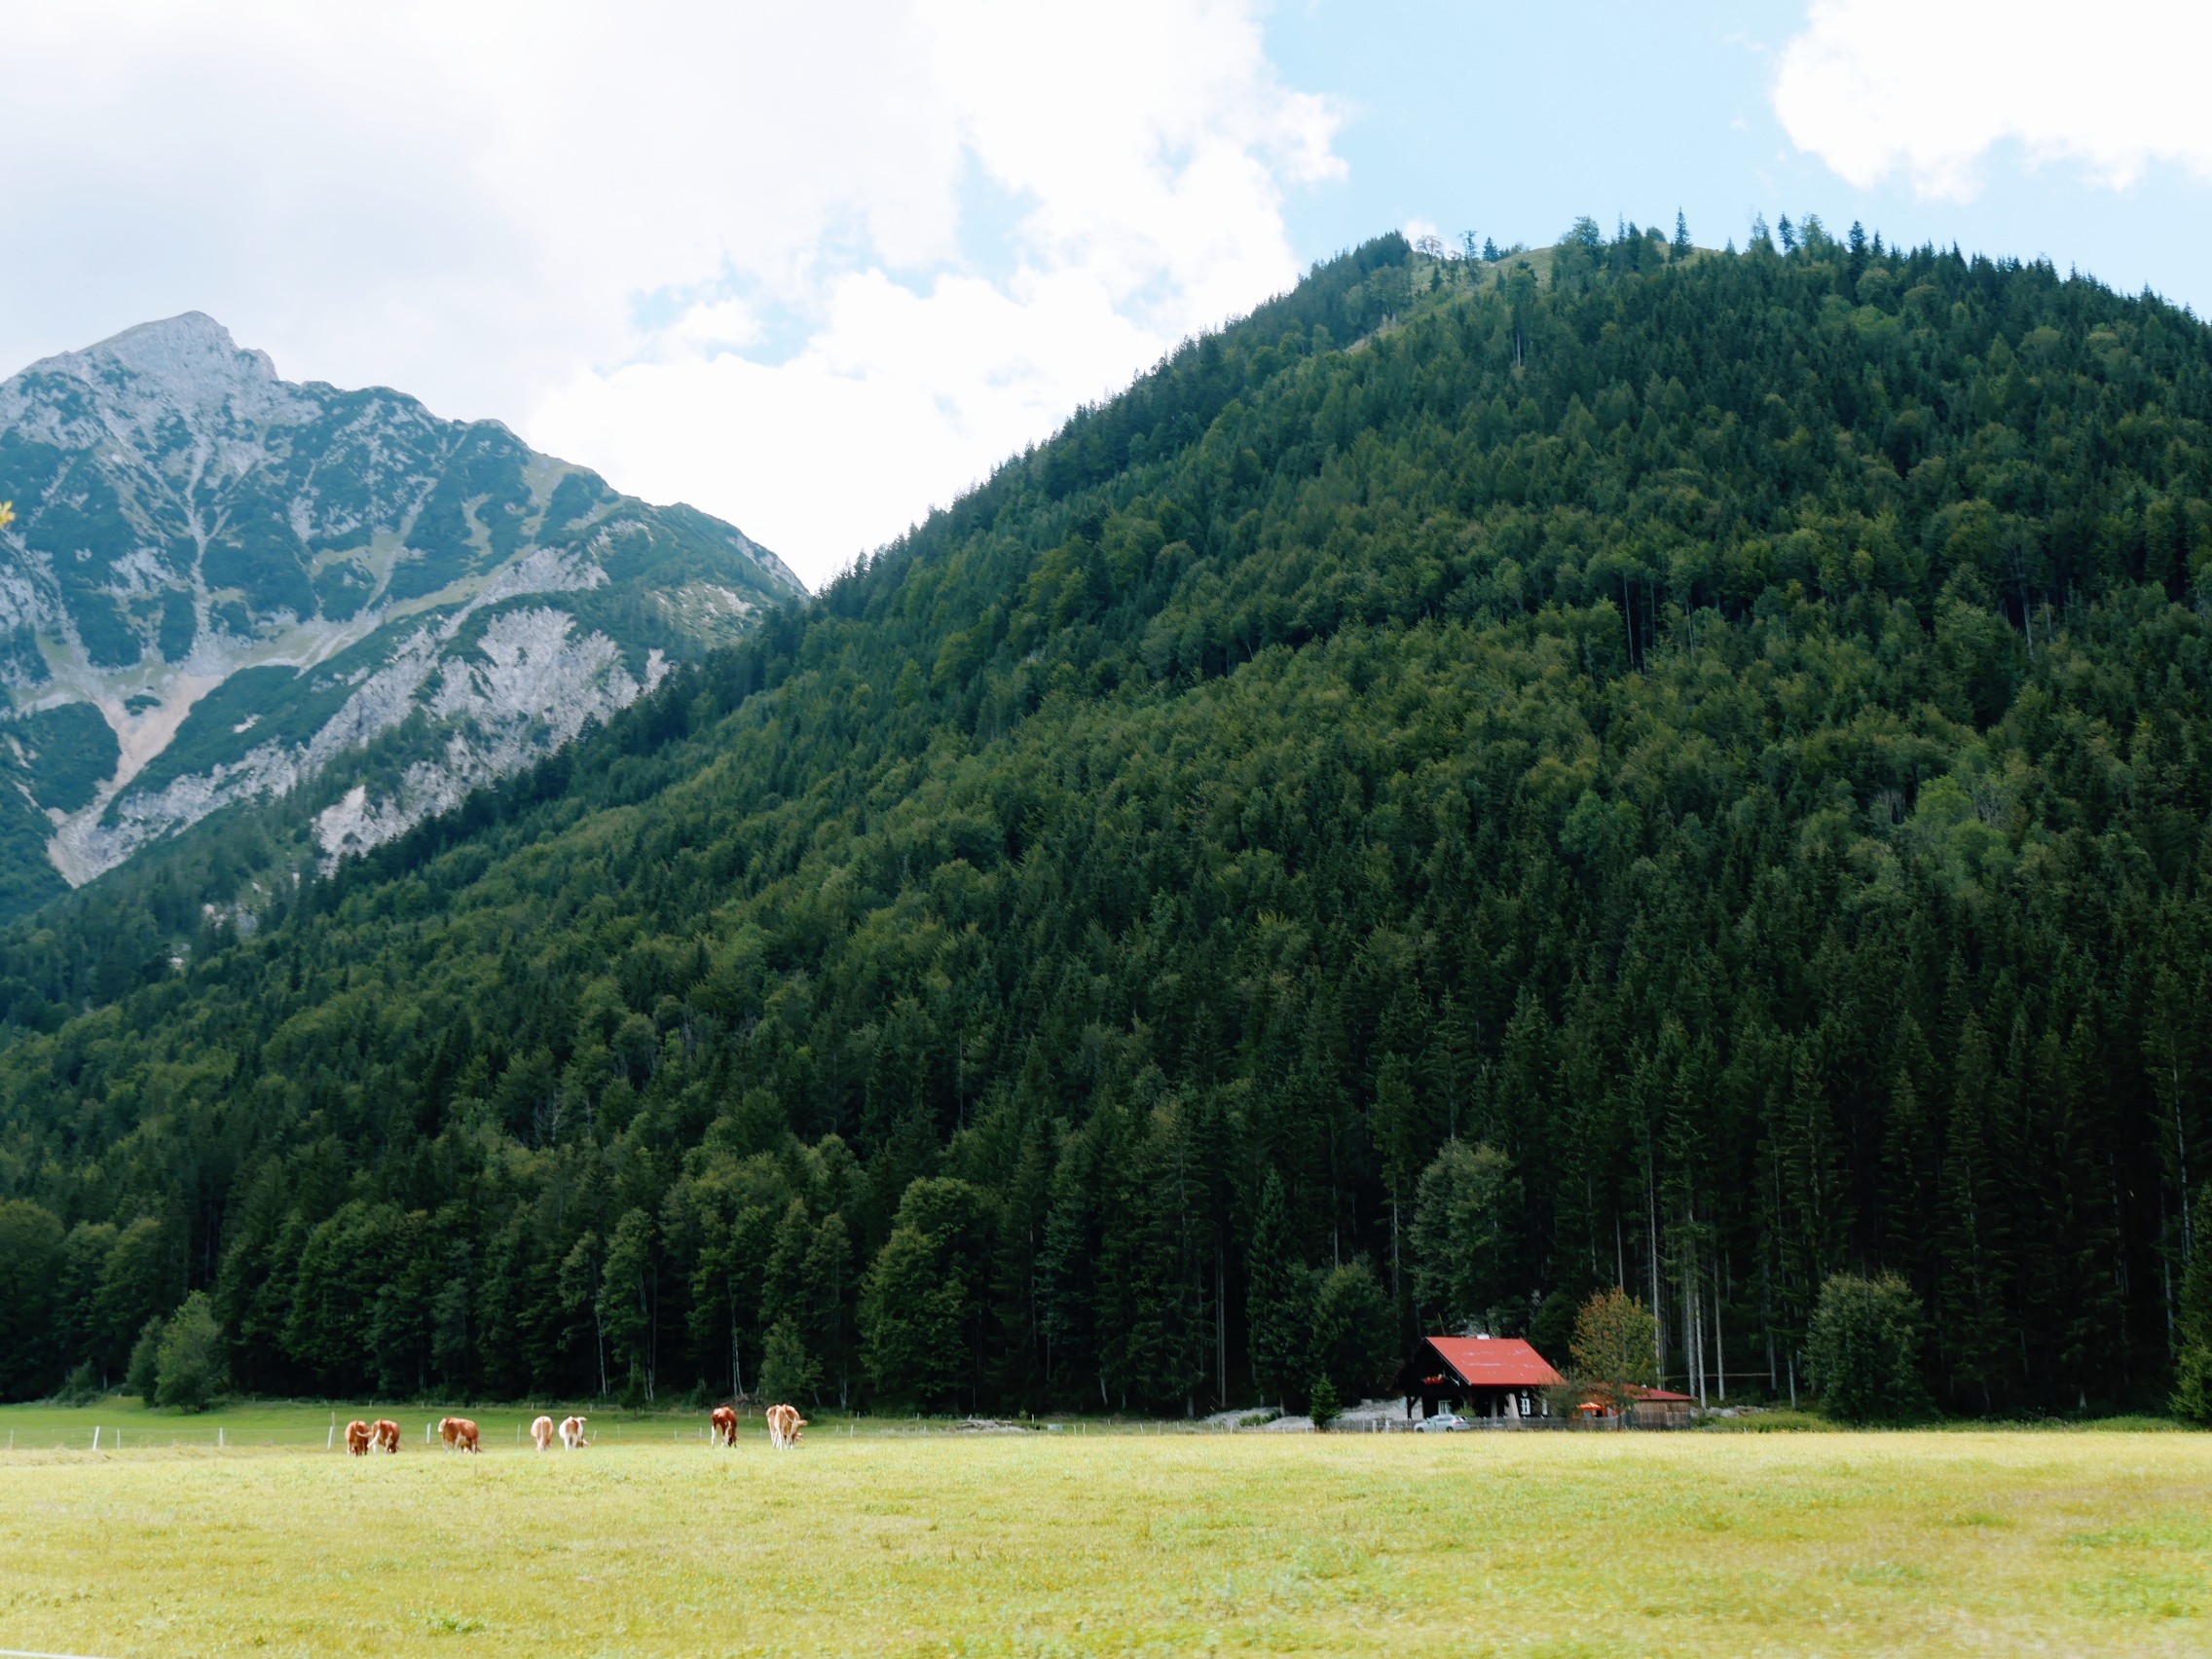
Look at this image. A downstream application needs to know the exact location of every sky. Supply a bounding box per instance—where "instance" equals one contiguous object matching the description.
[2,1,2206,591]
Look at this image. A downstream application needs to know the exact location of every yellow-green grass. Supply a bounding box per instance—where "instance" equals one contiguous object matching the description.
[2,1419,2208,1657]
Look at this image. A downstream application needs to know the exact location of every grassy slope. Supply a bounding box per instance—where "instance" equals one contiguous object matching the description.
[0,1419,2207,1655]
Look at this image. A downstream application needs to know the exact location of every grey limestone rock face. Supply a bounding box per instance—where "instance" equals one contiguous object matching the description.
[0,313,802,912]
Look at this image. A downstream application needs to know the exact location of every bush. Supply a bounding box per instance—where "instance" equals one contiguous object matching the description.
[54,1362,102,1405]
[1541,1380,1588,1421]
[1806,1272,1931,1424]
[154,1293,225,1413]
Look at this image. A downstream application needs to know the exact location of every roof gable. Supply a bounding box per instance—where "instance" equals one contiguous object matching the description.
[1420,1336,1564,1388]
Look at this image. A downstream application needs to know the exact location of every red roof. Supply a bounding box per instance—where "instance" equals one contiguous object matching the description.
[1581,1384,1695,1405]
[1420,1336,1564,1388]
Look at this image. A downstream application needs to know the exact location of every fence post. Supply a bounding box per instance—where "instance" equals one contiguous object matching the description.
[92,1426,100,1452]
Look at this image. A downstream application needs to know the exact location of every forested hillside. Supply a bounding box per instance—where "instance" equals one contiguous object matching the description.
[3,219,2209,1419]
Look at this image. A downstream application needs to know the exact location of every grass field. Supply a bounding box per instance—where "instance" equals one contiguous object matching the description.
[1,1405,2208,1656]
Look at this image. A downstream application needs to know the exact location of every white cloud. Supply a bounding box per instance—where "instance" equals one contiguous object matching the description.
[0,1,1339,588]
[1775,0,2212,202]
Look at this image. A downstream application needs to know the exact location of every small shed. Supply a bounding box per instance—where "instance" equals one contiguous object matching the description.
[1576,1383,1696,1429]
[1403,1335,1565,1422]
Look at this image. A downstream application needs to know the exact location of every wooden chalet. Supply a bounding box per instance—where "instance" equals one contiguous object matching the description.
[1403,1335,1564,1423]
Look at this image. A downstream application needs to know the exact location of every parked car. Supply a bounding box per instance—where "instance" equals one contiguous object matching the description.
[1417,1412,1467,1432]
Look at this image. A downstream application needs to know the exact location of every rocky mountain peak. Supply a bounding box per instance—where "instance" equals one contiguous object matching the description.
[8,311,307,442]
[0,313,802,915]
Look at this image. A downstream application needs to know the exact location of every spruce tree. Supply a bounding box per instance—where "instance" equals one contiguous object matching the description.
[2174,1183,2212,1424]
[1247,1170,1309,1412]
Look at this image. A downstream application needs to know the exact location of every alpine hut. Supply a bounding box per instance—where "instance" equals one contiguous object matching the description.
[1403,1335,1565,1423]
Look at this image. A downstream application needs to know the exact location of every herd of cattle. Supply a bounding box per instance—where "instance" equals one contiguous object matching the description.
[343,1405,807,1456]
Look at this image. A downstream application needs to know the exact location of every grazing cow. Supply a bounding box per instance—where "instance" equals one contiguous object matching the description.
[765,1403,807,1450]
[558,1415,589,1450]
[532,1415,556,1452]
[345,1419,371,1456]
[372,1419,401,1454]
[710,1405,738,1447]
[440,1417,481,1453]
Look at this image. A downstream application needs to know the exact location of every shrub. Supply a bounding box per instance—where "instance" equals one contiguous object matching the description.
[154,1293,225,1412]
[54,1362,101,1406]
[1806,1272,1931,1424]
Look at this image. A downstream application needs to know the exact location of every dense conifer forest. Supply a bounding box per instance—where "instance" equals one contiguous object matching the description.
[3,217,2210,1418]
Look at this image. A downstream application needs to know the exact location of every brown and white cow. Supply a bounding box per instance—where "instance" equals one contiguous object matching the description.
[532,1414,556,1452]
[558,1415,589,1450]
[710,1405,738,1447]
[440,1416,481,1453]
[372,1419,401,1454]
[345,1419,371,1456]
[764,1403,807,1450]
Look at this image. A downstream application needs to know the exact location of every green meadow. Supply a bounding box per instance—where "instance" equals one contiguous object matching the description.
[1,1407,2208,1656]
